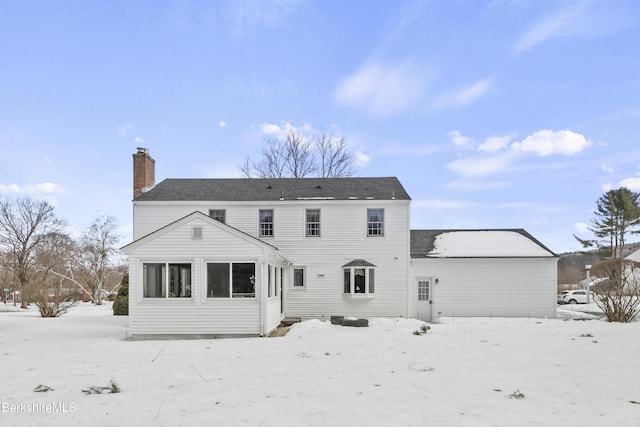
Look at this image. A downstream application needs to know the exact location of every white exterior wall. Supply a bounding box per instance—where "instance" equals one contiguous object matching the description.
[410,257,557,319]
[126,215,284,337]
[133,199,412,320]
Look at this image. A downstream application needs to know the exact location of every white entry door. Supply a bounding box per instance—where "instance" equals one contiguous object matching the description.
[416,278,432,321]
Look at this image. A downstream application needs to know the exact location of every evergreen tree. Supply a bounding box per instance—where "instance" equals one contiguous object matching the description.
[575,187,640,258]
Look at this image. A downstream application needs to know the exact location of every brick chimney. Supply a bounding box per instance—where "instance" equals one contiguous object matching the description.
[133,147,155,199]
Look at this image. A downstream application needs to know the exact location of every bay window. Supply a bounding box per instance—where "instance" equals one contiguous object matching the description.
[343,260,376,296]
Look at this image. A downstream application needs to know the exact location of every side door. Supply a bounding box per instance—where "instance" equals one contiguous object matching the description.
[416,278,433,321]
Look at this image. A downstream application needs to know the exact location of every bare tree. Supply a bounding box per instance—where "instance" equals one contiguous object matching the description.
[0,197,66,308]
[44,217,123,305]
[315,132,356,178]
[242,137,289,178]
[591,259,640,322]
[283,129,316,178]
[240,127,357,178]
[32,232,78,317]
[75,216,121,305]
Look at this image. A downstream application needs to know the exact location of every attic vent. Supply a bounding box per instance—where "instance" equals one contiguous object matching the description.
[191,227,203,239]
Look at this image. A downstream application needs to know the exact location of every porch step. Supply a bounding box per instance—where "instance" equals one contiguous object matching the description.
[281,317,302,326]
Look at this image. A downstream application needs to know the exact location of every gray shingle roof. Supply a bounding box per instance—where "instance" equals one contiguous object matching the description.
[135,177,411,202]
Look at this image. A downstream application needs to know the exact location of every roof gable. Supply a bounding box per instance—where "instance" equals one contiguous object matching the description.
[411,229,557,258]
[120,211,281,254]
[134,177,410,202]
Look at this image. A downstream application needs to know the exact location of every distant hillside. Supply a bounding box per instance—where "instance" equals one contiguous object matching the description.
[557,241,640,285]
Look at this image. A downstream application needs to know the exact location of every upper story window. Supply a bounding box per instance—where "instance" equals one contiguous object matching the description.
[209,209,226,223]
[259,209,274,237]
[306,209,320,237]
[143,262,192,298]
[367,208,384,237]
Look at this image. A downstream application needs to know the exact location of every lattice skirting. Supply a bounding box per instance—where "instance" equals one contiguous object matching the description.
[127,333,261,341]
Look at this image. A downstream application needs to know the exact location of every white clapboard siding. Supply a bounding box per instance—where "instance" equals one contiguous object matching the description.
[124,213,288,336]
[266,297,282,333]
[411,258,557,318]
[130,301,261,335]
[133,199,412,321]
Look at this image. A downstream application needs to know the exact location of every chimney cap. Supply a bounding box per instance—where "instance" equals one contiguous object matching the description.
[136,147,149,155]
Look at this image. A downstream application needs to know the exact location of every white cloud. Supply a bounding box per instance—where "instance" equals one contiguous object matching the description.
[444,179,509,191]
[219,120,227,128]
[354,151,371,167]
[333,60,430,117]
[26,182,65,194]
[510,129,590,156]
[0,183,21,193]
[573,222,590,234]
[513,1,637,54]
[446,151,517,177]
[118,123,135,136]
[619,177,640,191]
[0,182,64,207]
[0,182,64,195]
[601,162,614,174]
[225,0,301,37]
[134,136,145,144]
[431,79,492,110]
[478,134,514,153]
[514,5,582,53]
[260,123,283,137]
[448,130,472,148]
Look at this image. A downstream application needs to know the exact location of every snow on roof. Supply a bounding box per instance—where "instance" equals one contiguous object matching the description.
[419,230,556,258]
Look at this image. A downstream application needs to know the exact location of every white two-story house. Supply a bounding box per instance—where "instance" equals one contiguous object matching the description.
[122,148,558,339]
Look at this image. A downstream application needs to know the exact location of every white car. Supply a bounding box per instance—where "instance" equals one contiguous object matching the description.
[557,290,596,304]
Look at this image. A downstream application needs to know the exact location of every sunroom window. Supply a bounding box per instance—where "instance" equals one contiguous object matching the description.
[206,262,256,298]
[143,263,192,298]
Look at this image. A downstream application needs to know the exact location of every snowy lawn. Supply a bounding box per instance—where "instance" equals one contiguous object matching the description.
[1,303,639,427]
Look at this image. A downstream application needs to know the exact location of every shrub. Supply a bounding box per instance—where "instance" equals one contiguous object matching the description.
[113,296,128,316]
[117,274,129,297]
[592,259,640,323]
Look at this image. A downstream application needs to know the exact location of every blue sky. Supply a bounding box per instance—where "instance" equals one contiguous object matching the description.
[1,0,640,254]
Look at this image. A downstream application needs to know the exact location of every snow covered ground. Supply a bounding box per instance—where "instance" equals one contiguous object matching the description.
[1,303,639,427]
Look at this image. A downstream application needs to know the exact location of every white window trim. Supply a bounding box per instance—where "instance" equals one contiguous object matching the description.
[291,266,306,290]
[203,261,257,300]
[208,209,226,223]
[259,209,274,238]
[140,260,194,300]
[366,208,385,238]
[343,266,376,298]
[305,208,321,238]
